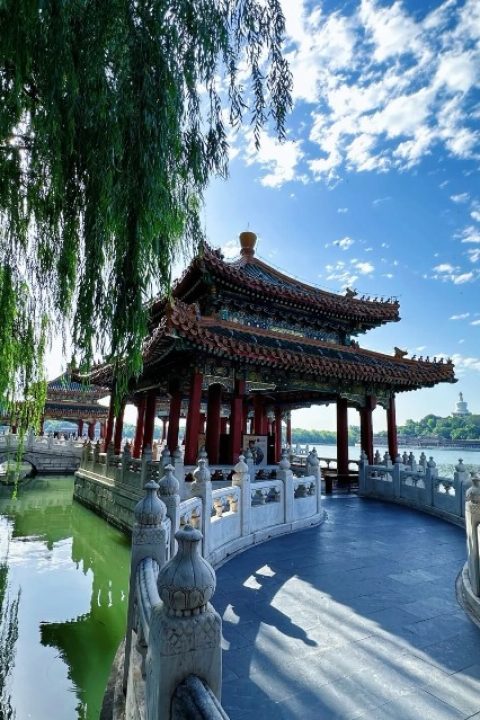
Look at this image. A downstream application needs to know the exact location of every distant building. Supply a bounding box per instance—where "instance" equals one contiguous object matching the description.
[452,392,471,417]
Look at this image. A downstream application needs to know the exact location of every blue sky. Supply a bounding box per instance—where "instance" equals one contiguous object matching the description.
[47,0,479,433]
[201,0,480,431]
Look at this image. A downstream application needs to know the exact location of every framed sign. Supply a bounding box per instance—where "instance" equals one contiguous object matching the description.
[242,435,268,467]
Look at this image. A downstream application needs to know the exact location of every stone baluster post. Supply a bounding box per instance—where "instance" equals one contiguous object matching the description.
[277,454,294,524]
[373,449,381,465]
[393,456,402,498]
[465,475,480,597]
[383,451,392,467]
[244,446,255,480]
[190,458,212,559]
[158,464,181,557]
[172,446,185,500]
[160,446,172,474]
[123,481,168,693]
[232,455,251,536]
[358,450,368,494]
[419,452,427,472]
[121,440,131,478]
[408,452,416,471]
[146,525,222,719]
[454,459,468,516]
[306,450,322,513]
[402,450,409,465]
[141,445,153,486]
[425,457,437,507]
[26,428,34,451]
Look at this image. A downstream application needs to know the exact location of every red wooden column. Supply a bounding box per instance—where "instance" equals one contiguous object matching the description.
[387,395,398,462]
[88,421,95,440]
[184,371,203,465]
[78,419,84,438]
[230,379,245,463]
[199,413,206,434]
[104,394,115,450]
[167,389,182,453]
[132,396,146,458]
[336,397,349,478]
[100,422,106,440]
[113,400,126,454]
[205,384,222,463]
[360,395,376,464]
[274,407,282,462]
[143,389,158,452]
[253,395,265,435]
[286,412,292,447]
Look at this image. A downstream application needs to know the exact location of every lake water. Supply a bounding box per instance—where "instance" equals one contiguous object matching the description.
[304,443,480,478]
[0,476,130,720]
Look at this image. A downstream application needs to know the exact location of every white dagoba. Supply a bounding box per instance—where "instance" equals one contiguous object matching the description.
[453,392,471,417]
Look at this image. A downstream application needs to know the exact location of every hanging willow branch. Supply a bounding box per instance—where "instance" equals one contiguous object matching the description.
[0,0,292,414]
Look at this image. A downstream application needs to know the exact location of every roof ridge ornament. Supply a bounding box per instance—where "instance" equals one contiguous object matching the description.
[239,230,257,259]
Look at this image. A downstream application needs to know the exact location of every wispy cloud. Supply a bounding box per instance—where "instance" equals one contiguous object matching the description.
[333,236,354,250]
[450,313,470,320]
[456,226,480,244]
[337,207,349,214]
[246,0,480,186]
[450,192,470,203]
[471,319,480,326]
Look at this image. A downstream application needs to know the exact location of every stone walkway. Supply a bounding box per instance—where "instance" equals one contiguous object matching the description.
[217,496,480,719]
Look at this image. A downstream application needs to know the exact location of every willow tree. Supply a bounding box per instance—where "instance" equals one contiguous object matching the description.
[0,0,292,420]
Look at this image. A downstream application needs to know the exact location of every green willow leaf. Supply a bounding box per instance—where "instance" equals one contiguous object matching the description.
[0,0,292,419]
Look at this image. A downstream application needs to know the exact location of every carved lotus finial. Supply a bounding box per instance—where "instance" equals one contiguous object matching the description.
[134,480,166,526]
[157,525,216,614]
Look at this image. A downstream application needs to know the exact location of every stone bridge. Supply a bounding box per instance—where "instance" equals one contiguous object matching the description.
[0,432,84,475]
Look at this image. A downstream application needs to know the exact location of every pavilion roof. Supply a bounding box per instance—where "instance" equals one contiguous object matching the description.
[47,370,107,398]
[152,242,400,332]
[91,301,455,393]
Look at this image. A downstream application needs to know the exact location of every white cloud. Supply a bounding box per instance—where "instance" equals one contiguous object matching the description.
[471,210,480,223]
[221,239,240,259]
[468,249,480,263]
[244,131,303,188]
[453,272,474,284]
[451,353,480,373]
[457,226,480,244]
[450,193,470,203]
[355,260,375,274]
[244,0,480,185]
[337,207,349,214]
[450,313,470,320]
[470,320,480,326]
[333,236,355,250]
[434,263,455,273]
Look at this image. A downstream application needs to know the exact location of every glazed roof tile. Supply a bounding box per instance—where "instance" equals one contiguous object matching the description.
[132,302,454,392]
[169,244,400,328]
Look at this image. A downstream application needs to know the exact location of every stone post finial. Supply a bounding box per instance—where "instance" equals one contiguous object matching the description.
[402,451,409,465]
[193,457,211,485]
[158,464,180,496]
[197,445,208,463]
[133,480,166,527]
[374,449,381,465]
[157,525,216,614]
[146,525,222,718]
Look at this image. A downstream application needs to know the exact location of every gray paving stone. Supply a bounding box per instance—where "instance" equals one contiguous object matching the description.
[219,497,480,719]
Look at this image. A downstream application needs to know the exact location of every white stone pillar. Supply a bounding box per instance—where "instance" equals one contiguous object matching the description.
[277,454,294,524]
[158,464,181,557]
[146,525,222,719]
[232,455,251,536]
[306,450,322,513]
[190,458,212,559]
[123,480,168,693]
[425,457,437,507]
[465,475,480,597]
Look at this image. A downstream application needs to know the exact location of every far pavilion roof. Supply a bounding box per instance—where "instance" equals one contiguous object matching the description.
[45,370,108,420]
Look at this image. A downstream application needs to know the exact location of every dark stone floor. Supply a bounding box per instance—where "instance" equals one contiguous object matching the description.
[218,496,480,719]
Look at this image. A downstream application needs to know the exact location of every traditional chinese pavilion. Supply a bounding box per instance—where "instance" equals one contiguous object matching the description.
[92,232,455,474]
[43,369,109,439]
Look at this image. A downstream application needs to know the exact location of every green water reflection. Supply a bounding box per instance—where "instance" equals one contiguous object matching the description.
[0,476,130,720]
